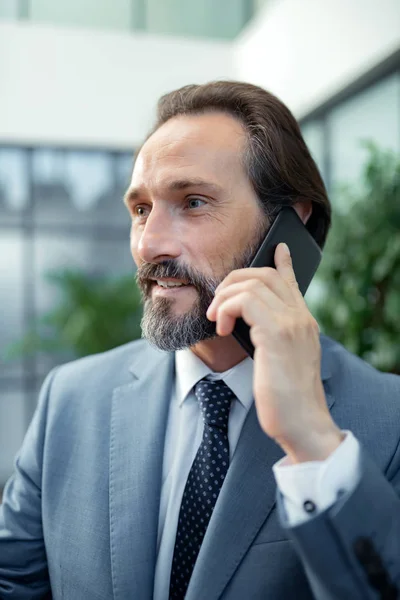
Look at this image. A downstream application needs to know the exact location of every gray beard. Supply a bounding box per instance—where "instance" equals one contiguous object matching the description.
[139,232,265,352]
[141,292,217,352]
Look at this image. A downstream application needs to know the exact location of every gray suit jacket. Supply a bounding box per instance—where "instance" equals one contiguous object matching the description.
[1,335,400,599]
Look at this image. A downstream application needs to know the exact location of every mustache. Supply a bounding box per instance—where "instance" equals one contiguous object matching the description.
[136,260,218,295]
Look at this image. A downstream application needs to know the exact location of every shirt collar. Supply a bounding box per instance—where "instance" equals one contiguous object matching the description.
[175,347,254,412]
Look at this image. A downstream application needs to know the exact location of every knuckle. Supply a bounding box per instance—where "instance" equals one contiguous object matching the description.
[228,269,241,281]
[280,323,295,341]
[275,315,303,340]
[250,324,268,345]
[217,271,241,293]
[240,290,254,305]
[244,279,261,293]
[308,316,320,335]
[262,267,278,285]
[216,302,226,318]
[273,317,291,339]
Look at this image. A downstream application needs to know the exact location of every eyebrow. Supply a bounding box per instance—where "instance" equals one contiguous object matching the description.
[123,178,222,206]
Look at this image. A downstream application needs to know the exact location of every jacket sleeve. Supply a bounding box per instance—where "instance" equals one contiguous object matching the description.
[0,368,58,599]
[278,442,400,600]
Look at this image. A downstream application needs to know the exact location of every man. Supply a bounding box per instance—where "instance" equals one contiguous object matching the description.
[1,81,399,600]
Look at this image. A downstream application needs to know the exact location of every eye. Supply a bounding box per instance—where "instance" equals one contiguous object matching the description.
[187,196,206,209]
[133,205,150,218]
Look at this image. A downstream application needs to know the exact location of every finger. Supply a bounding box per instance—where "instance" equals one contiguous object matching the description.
[215,266,291,303]
[207,279,284,322]
[212,291,269,337]
[274,243,302,301]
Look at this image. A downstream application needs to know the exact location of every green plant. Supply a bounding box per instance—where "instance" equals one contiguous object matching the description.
[311,143,400,373]
[8,270,143,359]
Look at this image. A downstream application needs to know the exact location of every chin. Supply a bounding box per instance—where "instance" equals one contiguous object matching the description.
[154,288,198,313]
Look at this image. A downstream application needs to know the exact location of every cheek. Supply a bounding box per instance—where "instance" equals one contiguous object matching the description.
[194,229,234,275]
[203,217,259,274]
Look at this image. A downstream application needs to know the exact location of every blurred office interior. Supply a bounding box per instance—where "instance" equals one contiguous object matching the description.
[0,0,399,488]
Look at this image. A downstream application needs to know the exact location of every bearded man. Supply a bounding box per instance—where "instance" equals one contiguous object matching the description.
[1,81,399,600]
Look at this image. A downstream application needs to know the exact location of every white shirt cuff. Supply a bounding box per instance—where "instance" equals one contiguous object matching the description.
[272,431,361,526]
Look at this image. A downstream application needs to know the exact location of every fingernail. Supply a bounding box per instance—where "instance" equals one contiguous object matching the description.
[281,242,290,256]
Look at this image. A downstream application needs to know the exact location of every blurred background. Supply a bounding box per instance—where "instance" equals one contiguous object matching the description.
[0,0,399,490]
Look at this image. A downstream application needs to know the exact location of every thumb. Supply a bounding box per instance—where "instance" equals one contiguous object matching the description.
[275,243,299,291]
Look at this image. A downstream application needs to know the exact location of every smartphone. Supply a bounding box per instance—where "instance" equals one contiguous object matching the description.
[231,206,322,358]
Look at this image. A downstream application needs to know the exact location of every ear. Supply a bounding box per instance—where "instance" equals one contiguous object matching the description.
[292,200,312,225]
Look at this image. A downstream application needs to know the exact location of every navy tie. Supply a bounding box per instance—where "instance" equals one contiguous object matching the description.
[169,378,235,599]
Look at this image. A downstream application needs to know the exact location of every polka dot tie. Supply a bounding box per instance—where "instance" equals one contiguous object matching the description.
[169,378,235,599]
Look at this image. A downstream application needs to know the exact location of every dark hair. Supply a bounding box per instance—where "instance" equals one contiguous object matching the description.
[150,80,331,248]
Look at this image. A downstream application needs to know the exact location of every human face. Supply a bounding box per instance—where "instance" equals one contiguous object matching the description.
[125,112,268,351]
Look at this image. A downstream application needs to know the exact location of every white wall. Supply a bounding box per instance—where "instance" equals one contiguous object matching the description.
[235,0,400,117]
[2,0,399,148]
[30,0,133,32]
[0,22,233,148]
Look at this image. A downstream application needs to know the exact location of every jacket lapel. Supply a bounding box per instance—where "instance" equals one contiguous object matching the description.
[109,344,174,600]
[186,335,334,600]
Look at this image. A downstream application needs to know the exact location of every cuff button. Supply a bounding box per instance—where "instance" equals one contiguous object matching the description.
[303,500,316,514]
[337,488,346,499]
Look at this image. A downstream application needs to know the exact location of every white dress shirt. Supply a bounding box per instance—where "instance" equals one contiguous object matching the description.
[153,348,360,599]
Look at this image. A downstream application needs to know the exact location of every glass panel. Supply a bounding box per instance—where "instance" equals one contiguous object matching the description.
[0,232,24,379]
[87,152,131,228]
[0,386,26,487]
[30,0,132,31]
[33,235,135,375]
[116,152,133,193]
[0,148,29,223]
[328,73,400,200]
[131,0,146,29]
[33,149,118,226]
[29,0,251,38]
[101,152,133,228]
[34,235,134,314]
[32,148,71,224]
[252,0,267,12]
[301,121,326,185]
[144,0,248,39]
[95,186,129,228]
[0,0,19,19]
[65,152,113,212]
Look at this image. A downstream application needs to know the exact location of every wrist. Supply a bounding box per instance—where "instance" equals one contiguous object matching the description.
[276,423,344,464]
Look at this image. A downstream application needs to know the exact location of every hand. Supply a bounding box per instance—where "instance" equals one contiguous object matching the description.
[206,243,343,463]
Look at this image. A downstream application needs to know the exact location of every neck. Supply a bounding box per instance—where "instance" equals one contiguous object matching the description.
[190,335,248,372]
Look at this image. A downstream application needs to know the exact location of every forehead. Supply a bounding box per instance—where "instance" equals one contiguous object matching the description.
[132,112,248,188]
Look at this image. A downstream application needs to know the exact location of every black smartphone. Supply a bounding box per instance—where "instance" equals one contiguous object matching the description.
[231,206,322,358]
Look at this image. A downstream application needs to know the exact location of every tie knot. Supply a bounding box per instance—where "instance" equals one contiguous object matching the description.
[194,379,234,430]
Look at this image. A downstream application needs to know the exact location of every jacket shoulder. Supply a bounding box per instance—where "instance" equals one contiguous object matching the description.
[54,338,149,381]
[321,334,400,396]
[41,339,163,414]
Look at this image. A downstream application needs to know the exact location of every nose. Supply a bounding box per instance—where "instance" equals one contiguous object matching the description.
[136,204,181,264]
